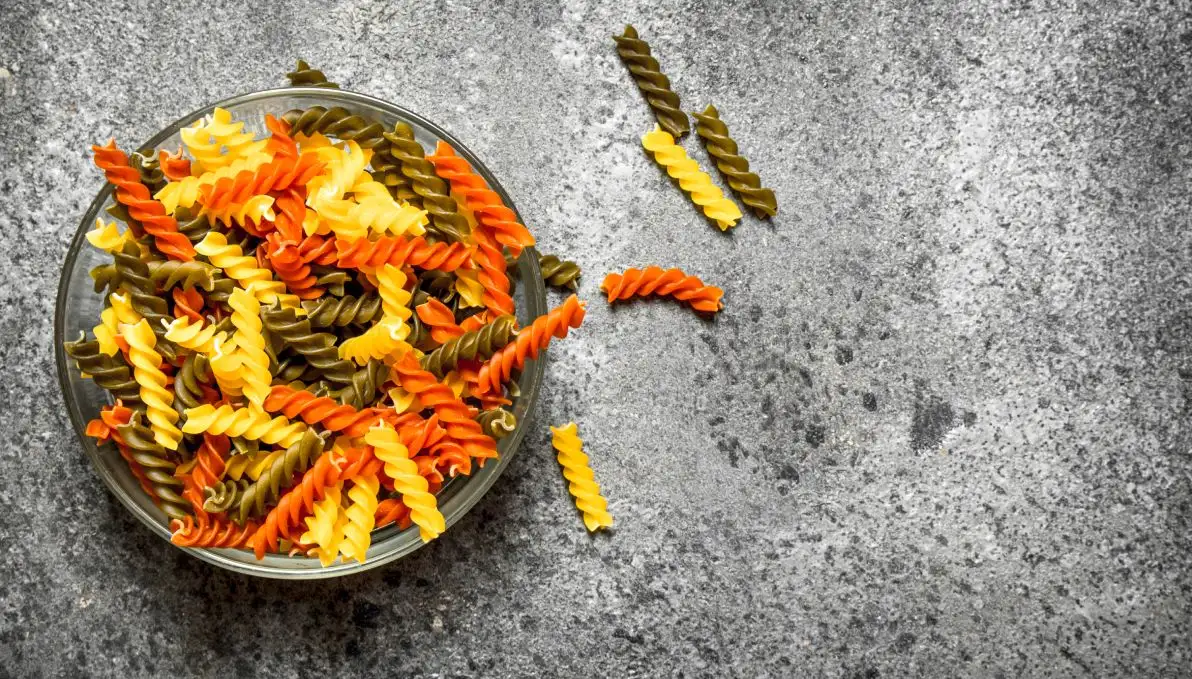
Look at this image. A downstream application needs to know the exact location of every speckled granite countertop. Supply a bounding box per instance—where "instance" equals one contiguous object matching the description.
[2,1,1190,676]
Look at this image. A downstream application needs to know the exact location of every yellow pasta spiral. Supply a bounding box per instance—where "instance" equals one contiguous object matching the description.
[338,472,379,563]
[550,422,613,532]
[85,219,140,254]
[162,316,226,355]
[641,125,742,230]
[315,196,427,240]
[205,194,276,226]
[208,335,244,396]
[181,404,306,448]
[228,288,271,408]
[307,141,369,204]
[454,268,486,308]
[94,292,140,356]
[376,264,412,321]
[154,151,272,214]
[181,107,268,173]
[338,317,412,365]
[120,319,182,450]
[364,425,444,542]
[301,484,347,567]
[194,232,300,309]
[224,450,284,482]
[386,385,421,413]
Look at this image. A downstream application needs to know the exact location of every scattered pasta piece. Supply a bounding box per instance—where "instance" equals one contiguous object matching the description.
[550,422,613,532]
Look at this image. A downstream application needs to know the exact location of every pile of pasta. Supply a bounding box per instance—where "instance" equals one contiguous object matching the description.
[68,103,588,564]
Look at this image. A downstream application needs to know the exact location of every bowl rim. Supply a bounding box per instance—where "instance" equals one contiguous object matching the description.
[54,86,547,579]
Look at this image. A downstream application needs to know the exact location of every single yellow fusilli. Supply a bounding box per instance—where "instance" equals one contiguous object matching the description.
[181,404,306,448]
[94,292,140,356]
[121,319,182,450]
[195,232,300,308]
[454,269,486,308]
[376,264,412,321]
[338,317,412,365]
[228,288,271,408]
[86,219,140,254]
[364,425,444,542]
[301,483,347,567]
[181,107,269,173]
[550,422,613,532]
[163,316,225,355]
[338,472,379,563]
[642,125,742,230]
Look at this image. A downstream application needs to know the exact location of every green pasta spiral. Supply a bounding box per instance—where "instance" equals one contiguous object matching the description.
[300,293,382,328]
[206,277,237,305]
[476,408,517,440]
[691,105,777,218]
[261,306,356,383]
[173,352,209,416]
[271,353,309,384]
[90,263,120,295]
[63,335,142,405]
[233,428,324,524]
[538,254,581,290]
[112,241,176,361]
[331,359,389,410]
[420,314,517,377]
[146,259,218,291]
[203,479,249,514]
[614,25,689,139]
[115,413,190,520]
[309,265,350,297]
[417,270,458,305]
[383,123,470,243]
[172,208,213,243]
[369,131,418,204]
[286,59,340,89]
[229,436,260,458]
[131,151,166,194]
[281,106,385,149]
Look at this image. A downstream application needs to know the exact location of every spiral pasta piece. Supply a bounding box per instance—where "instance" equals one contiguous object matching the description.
[260,306,356,383]
[365,425,445,542]
[425,142,534,254]
[92,140,196,261]
[194,232,300,308]
[227,288,271,408]
[453,268,487,309]
[642,125,741,230]
[202,479,249,513]
[375,264,413,322]
[476,408,517,440]
[334,235,471,272]
[208,335,245,396]
[301,484,347,566]
[182,107,268,173]
[94,292,140,356]
[316,190,428,240]
[392,354,499,463]
[146,259,218,291]
[199,151,325,212]
[114,412,190,520]
[338,472,379,563]
[420,314,516,377]
[263,232,322,300]
[86,219,140,254]
[111,242,176,360]
[382,123,471,243]
[374,498,412,530]
[121,319,182,450]
[538,254,581,290]
[600,266,724,313]
[170,515,258,548]
[415,298,464,344]
[282,107,385,150]
[614,25,689,139]
[691,105,777,218]
[300,292,383,328]
[263,385,392,437]
[551,422,613,532]
[190,433,228,490]
[286,59,339,89]
[163,316,226,354]
[475,294,587,394]
[158,147,191,181]
[181,404,306,448]
[338,317,412,365]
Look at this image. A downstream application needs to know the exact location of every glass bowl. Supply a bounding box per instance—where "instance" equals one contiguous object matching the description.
[54,88,547,579]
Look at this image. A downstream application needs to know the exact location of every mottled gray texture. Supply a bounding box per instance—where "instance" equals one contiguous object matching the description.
[2,0,1190,677]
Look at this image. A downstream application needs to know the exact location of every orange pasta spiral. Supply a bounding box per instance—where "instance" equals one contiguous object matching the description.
[431,440,472,478]
[600,266,724,313]
[374,498,411,529]
[264,232,323,299]
[475,294,587,394]
[172,287,205,323]
[335,235,472,272]
[170,515,258,548]
[425,141,535,255]
[415,298,464,344]
[92,140,195,261]
[472,240,514,318]
[272,188,307,243]
[251,449,343,558]
[190,433,229,490]
[199,151,325,211]
[157,147,192,181]
[392,355,499,463]
[264,385,393,437]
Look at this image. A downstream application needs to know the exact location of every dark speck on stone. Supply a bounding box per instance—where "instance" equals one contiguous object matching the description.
[911,393,955,450]
[836,345,855,365]
[805,424,826,447]
[862,392,878,411]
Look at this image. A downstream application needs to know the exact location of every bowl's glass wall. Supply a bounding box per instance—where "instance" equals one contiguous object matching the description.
[55,88,547,579]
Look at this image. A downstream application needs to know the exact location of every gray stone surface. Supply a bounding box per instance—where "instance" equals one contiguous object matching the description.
[2,0,1190,676]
